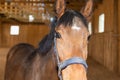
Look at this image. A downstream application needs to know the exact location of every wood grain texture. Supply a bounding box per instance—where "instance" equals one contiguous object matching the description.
[0,22,49,47]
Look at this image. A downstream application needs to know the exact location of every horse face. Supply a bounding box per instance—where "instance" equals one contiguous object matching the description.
[54,0,93,80]
[55,11,90,60]
[55,12,90,80]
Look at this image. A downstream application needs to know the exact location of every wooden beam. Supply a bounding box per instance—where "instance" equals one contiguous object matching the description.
[94,0,103,3]
[4,0,103,4]
[66,0,103,4]
[5,1,54,4]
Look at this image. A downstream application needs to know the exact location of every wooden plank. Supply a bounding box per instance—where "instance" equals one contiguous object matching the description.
[5,0,103,4]
[5,1,54,4]
[118,0,120,74]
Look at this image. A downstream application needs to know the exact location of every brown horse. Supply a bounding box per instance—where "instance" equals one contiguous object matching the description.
[4,0,93,80]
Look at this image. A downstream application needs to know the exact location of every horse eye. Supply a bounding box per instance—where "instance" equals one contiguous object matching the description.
[88,35,91,41]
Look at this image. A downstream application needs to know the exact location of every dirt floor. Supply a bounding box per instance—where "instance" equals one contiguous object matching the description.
[87,57,120,80]
[0,48,120,80]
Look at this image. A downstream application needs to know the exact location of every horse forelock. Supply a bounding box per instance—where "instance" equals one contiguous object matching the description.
[56,9,88,29]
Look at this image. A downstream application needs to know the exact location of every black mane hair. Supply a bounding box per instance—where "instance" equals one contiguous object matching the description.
[57,9,88,28]
[37,16,57,56]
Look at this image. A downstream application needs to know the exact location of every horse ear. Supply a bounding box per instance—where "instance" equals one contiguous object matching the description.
[55,0,66,18]
[81,0,93,22]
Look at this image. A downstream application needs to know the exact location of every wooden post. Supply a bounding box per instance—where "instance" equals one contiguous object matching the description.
[0,19,2,47]
[118,0,120,75]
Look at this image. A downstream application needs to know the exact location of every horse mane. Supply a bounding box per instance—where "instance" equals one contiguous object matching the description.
[37,16,57,56]
[57,9,88,28]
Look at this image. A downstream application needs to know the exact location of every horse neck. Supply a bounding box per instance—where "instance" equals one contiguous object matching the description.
[32,48,59,80]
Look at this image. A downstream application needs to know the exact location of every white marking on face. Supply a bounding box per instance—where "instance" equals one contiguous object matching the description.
[71,24,81,31]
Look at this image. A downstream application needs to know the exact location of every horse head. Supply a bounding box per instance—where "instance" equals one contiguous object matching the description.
[54,0,93,80]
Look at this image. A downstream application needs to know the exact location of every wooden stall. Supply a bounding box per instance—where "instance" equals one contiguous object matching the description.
[89,0,119,74]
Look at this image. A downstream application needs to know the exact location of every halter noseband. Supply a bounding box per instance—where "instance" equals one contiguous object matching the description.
[54,32,88,80]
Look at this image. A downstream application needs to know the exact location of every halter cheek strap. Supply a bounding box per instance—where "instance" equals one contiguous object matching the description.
[54,33,88,80]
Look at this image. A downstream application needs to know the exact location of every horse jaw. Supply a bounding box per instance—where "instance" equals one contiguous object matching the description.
[62,64,87,80]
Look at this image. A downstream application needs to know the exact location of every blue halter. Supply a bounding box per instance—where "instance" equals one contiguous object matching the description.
[54,33,88,80]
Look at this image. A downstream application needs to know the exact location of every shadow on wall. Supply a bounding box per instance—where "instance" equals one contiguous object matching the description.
[0,48,10,80]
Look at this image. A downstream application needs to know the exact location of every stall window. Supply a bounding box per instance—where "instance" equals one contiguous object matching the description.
[88,22,92,34]
[98,13,105,33]
[10,25,19,35]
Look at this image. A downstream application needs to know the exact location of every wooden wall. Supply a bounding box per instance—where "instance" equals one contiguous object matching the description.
[89,0,118,74]
[0,20,49,47]
[118,0,120,75]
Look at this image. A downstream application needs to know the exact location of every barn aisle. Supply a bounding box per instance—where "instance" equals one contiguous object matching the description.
[0,48,120,80]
